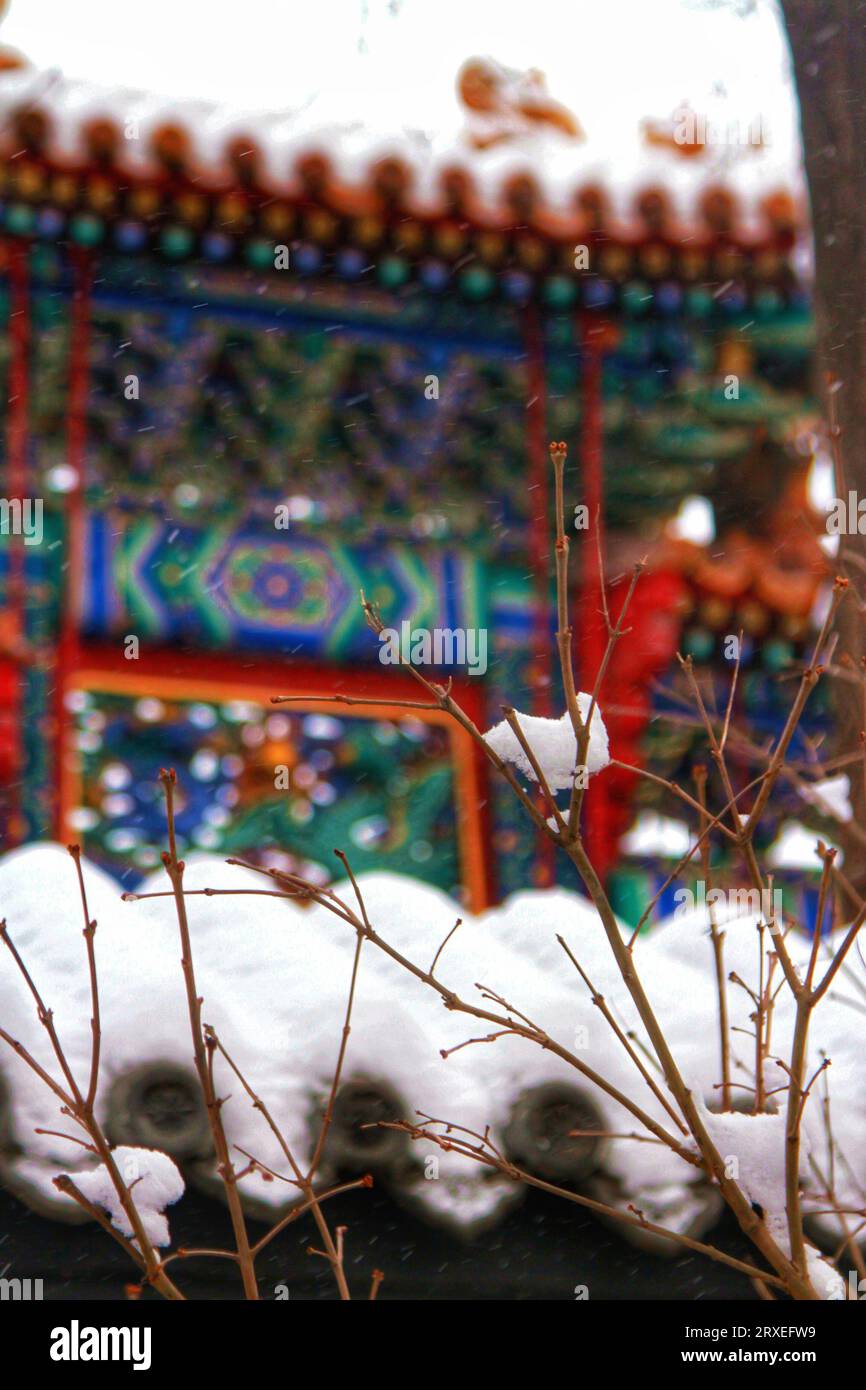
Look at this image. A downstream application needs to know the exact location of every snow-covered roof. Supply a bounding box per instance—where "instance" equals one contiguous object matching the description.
[0,62,804,243]
[1,844,861,1275]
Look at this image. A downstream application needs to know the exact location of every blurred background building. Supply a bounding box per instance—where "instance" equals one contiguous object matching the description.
[0,6,830,924]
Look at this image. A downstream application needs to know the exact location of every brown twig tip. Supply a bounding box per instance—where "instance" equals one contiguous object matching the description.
[548,439,568,464]
[361,1173,374,1188]
[120,892,138,901]
[125,1283,143,1300]
[834,576,849,590]
[359,588,385,636]
[66,843,81,858]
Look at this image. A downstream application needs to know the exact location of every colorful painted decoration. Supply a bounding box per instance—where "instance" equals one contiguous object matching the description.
[0,206,820,904]
[81,516,485,661]
[66,688,462,894]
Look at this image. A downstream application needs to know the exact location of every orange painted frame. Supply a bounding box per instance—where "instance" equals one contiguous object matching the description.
[61,643,494,912]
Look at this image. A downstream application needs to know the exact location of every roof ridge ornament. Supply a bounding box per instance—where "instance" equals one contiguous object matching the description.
[0,0,26,74]
[643,102,767,159]
[457,55,583,151]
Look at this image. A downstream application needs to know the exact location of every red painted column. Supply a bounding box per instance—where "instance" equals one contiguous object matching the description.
[525,304,555,887]
[1,239,31,844]
[579,316,613,880]
[54,249,92,840]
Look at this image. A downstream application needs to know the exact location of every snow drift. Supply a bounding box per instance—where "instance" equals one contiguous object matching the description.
[0,843,862,1278]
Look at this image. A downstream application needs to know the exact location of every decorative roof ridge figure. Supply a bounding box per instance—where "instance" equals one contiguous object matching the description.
[457,55,583,151]
[642,101,766,159]
[0,0,25,74]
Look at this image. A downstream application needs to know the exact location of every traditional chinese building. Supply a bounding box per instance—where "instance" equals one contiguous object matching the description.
[0,60,825,912]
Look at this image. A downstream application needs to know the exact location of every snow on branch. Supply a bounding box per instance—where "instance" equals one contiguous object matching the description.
[69,1146,184,1249]
[483,697,610,792]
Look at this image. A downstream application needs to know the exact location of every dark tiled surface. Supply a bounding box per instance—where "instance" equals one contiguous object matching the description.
[0,1183,756,1302]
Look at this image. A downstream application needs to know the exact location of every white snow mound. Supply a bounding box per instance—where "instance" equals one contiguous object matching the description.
[69,1146,184,1248]
[484,697,610,792]
[697,1100,845,1301]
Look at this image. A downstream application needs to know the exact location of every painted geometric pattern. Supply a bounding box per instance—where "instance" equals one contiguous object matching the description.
[0,514,64,842]
[485,567,557,898]
[68,689,460,894]
[26,283,813,556]
[82,515,486,662]
[29,300,536,554]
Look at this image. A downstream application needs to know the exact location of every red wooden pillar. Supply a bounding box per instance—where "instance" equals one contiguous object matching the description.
[1,239,31,844]
[578,316,614,880]
[525,304,555,887]
[54,250,92,840]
